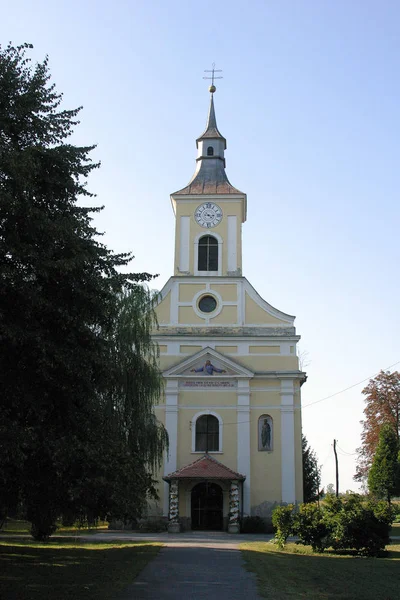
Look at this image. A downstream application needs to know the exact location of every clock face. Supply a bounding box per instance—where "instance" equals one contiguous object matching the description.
[194,203,223,228]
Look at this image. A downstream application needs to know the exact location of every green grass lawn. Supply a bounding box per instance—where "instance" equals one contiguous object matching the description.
[390,522,400,536]
[0,538,161,600]
[0,518,109,536]
[241,542,400,600]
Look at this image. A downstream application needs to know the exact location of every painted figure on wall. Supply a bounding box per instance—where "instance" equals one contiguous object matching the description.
[259,415,272,451]
[191,360,226,376]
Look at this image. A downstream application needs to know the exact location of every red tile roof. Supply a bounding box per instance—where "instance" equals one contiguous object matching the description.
[163,454,245,482]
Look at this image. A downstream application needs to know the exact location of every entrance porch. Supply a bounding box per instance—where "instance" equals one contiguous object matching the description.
[163,454,245,533]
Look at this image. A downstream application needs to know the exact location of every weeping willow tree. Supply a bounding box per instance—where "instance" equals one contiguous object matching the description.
[58,286,168,528]
[102,285,169,523]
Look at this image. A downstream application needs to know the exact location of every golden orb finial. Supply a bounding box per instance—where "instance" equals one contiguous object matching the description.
[203,63,222,93]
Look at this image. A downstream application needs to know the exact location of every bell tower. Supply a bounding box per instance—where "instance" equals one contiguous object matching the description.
[170,85,247,277]
[152,72,306,527]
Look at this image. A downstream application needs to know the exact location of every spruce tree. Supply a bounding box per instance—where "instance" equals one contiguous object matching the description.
[368,424,400,504]
[302,435,321,503]
[0,43,166,537]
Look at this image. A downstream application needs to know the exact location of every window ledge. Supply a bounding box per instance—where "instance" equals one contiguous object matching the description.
[196,271,219,276]
[191,451,223,454]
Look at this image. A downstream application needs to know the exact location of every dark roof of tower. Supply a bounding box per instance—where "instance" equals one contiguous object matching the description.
[174,161,243,195]
[172,92,245,196]
[196,94,226,147]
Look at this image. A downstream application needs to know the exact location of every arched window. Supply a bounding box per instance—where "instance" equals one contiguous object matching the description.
[196,414,219,452]
[207,146,214,156]
[258,415,273,451]
[198,235,218,272]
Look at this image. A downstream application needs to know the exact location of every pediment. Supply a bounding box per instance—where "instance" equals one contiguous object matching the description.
[163,454,245,482]
[163,347,254,379]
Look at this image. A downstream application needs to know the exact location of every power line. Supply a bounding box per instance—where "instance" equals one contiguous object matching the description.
[320,445,334,468]
[337,444,357,456]
[302,359,400,409]
[187,360,400,428]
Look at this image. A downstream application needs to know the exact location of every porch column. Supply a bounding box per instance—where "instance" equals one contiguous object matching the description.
[163,379,179,516]
[228,480,240,533]
[168,479,180,533]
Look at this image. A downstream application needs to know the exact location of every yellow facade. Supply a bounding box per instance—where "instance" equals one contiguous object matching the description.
[215,346,238,354]
[151,90,306,532]
[173,201,244,277]
[155,290,171,324]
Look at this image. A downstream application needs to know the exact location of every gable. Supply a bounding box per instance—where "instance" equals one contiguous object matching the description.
[163,346,254,379]
[243,281,294,326]
[152,276,295,331]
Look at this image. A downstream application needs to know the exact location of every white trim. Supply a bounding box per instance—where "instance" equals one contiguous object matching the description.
[170,284,179,325]
[192,288,223,322]
[155,404,301,410]
[179,216,190,273]
[280,380,296,503]
[237,384,251,515]
[167,341,181,355]
[253,372,305,381]
[191,410,223,452]
[250,387,281,392]
[153,276,299,329]
[194,231,223,277]
[171,194,246,204]
[227,216,237,272]
[191,451,223,454]
[244,279,295,323]
[153,334,301,344]
[156,341,299,356]
[281,379,295,405]
[160,323,290,329]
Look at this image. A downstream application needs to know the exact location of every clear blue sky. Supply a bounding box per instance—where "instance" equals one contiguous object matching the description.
[3,0,400,492]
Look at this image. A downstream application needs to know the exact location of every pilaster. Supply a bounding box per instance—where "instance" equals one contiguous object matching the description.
[280,379,295,503]
[237,379,251,515]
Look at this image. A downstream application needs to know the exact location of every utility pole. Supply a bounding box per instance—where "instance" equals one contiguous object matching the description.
[333,439,339,498]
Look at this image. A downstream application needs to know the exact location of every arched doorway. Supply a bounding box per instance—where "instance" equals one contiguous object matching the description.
[191,482,223,530]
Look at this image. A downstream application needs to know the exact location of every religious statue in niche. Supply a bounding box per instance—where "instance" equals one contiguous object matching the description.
[258,415,272,451]
[191,360,226,376]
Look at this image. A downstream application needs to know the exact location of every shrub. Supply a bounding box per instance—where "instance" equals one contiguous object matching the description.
[392,502,400,522]
[138,517,168,533]
[294,503,328,552]
[272,504,295,548]
[241,516,268,534]
[293,494,395,557]
[30,516,57,541]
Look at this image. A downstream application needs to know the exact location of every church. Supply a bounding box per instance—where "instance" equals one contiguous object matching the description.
[152,82,306,533]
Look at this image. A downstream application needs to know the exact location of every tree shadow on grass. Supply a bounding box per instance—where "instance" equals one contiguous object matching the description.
[241,543,400,600]
[0,541,160,600]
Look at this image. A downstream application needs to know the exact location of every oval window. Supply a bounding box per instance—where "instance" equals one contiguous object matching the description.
[198,295,217,313]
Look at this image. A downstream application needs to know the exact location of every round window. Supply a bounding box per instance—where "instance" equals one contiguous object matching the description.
[198,295,217,313]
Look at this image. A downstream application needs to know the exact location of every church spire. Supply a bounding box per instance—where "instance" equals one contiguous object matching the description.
[196,91,226,149]
[173,87,244,196]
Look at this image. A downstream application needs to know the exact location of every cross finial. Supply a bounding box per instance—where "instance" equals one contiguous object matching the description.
[203,62,223,93]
